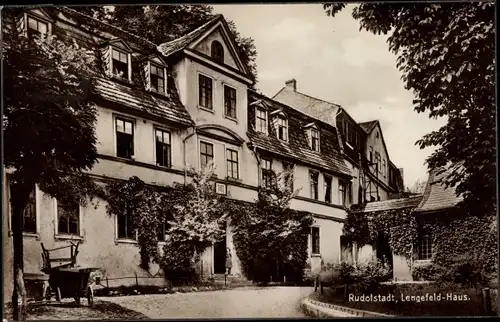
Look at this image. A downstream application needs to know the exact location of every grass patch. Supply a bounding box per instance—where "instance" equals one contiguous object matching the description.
[311,283,497,317]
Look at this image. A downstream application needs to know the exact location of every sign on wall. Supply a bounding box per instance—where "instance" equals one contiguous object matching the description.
[215,182,227,195]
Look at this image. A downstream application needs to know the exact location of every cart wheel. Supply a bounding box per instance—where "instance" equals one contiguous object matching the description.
[44,285,52,302]
[87,285,94,307]
[55,287,61,302]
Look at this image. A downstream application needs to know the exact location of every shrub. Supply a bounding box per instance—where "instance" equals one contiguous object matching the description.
[433,253,489,288]
[412,265,439,281]
[351,258,391,292]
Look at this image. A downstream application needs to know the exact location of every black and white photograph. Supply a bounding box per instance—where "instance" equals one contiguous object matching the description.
[1,2,497,320]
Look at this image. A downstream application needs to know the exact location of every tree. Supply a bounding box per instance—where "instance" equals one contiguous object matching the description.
[406,178,427,194]
[323,3,495,217]
[2,9,102,320]
[73,5,258,86]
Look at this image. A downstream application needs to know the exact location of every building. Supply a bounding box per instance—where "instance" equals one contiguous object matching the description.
[3,6,369,300]
[273,81,404,204]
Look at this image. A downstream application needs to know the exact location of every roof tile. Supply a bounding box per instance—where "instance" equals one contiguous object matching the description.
[414,166,463,213]
[353,195,423,213]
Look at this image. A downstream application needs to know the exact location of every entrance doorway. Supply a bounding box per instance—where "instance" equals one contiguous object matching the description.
[213,230,227,274]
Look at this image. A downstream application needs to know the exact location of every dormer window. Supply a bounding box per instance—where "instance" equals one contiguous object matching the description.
[310,129,320,152]
[255,108,268,134]
[111,48,129,79]
[277,116,288,142]
[211,41,224,64]
[150,63,166,94]
[27,16,48,39]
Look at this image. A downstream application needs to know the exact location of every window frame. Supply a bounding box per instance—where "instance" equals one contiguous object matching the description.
[115,116,135,159]
[310,128,320,152]
[277,116,288,142]
[26,15,49,40]
[149,62,167,95]
[224,84,237,120]
[261,158,273,189]
[255,108,268,135]
[226,148,239,179]
[200,141,214,169]
[110,47,131,81]
[417,232,433,261]
[311,226,320,255]
[211,40,224,64]
[116,210,137,242]
[309,170,319,200]
[198,73,214,110]
[54,198,83,239]
[283,162,294,191]
[154,128,172,168]
[7,179,41,237]
[324,174,332,204]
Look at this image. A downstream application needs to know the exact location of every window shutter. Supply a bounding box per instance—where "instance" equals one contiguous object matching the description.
[100,46,112,77]
[306,129,312,147]
[142,61,150,91]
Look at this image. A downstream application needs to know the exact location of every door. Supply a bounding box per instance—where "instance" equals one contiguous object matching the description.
[213,236,226,274]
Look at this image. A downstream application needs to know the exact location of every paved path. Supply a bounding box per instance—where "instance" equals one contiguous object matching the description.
[99,286,314,318]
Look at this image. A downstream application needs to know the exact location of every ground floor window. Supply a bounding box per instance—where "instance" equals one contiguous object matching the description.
[57,200,79,235]
[417,232,433,260]
[117,212,136,240]
[311,227,320,255]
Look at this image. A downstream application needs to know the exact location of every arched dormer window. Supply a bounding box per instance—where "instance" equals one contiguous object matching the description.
[211,41,224,64]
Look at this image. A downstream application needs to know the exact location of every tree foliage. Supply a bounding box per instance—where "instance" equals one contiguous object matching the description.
[323,2,496,216]
[73,5,258,86]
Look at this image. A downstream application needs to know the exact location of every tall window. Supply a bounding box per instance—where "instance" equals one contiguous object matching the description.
[200,141,214,168]
[417,232,433,260]
[309,171,319,200]
[226,149,239,179]
[376,153,381,173]
[311,227,320,254]
[155,129,171,167]
[111,48,129,79]
[324,175,332,203]
[283,162,294,191]
[339,181,347,206]
[12,184,37,234]
[277,117,288,141]
[256,109,267,134]
[150,63,165,94]
[261,158,273,188]
[369,146,373,163]
[311,129,320,151]
[27,17,48,39]
[198,75,213,109]
[211,41,224,63]
[116,118,134,159]
[57,200,79,235]
[224,85,237,119]
[157,218,171,242]
[383,159,386,177]
[118,211,135,240]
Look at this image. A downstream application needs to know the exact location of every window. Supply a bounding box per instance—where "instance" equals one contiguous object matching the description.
[376,131,380,139]
[155,129,171,167]
[211,41,224,63]
[150,63,165,94]
[283,162,294,191]
[256,108,267,134]
[369,146,373,163]
[157,219,171,242]
[198,74,213,109]
[309,171,319,200]
[11,184,37,234]
[200,141,214,168]
[261,158,273,188]
[383,159,386,177]
[339,181,350,206]
[117,211,135,240]
[311,129,320,151]
[111,48,129,79]
[27,16,48,39]
[376,153,381,173]
[57,199,79,235]
[417,233,433,260]
[224,86,237,119]
[226,149,239,179]
[277,117,288,141]
[324,175,332,203]
[311,227,320,254]
[116,118,134,159]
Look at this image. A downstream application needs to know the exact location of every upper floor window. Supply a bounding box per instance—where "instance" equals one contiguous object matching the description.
[339,181,348,206]
[369,146,373,163]
[324,175,332,203]
[57,199,79,236]
[309,171,319,200]
[277,117,288,141]
[376,152,381,173]
[150,63,166,94]
[261,158,273,189]
[283,162,294,191]
[211,41,224,63]
[155,129,171,168]
[224,85,237,119]
[256,108,268,134]
[116,118,134,159]
[111,48,129,79]
[226,149,239,179]
[376,131,380,139]
[199,74,213,110]
[310,129,320,152]
[27,16,48,39]
[200,141,214,168]
[383,159,386,177]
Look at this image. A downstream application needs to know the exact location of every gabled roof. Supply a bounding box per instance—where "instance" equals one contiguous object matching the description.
[359,120,378,133]
[351,195,423,213]
[247,90,351,178]
[272,86,340,126]
[158,14,222,57]
[414,165,463,213]
[92,78,194,127]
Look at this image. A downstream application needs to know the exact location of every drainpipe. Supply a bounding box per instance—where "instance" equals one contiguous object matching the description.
[183,126,197,184]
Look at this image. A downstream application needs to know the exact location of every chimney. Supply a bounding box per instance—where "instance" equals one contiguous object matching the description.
[285,79,297,91]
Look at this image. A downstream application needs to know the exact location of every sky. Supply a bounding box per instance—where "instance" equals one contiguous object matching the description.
[213,4,447,189]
